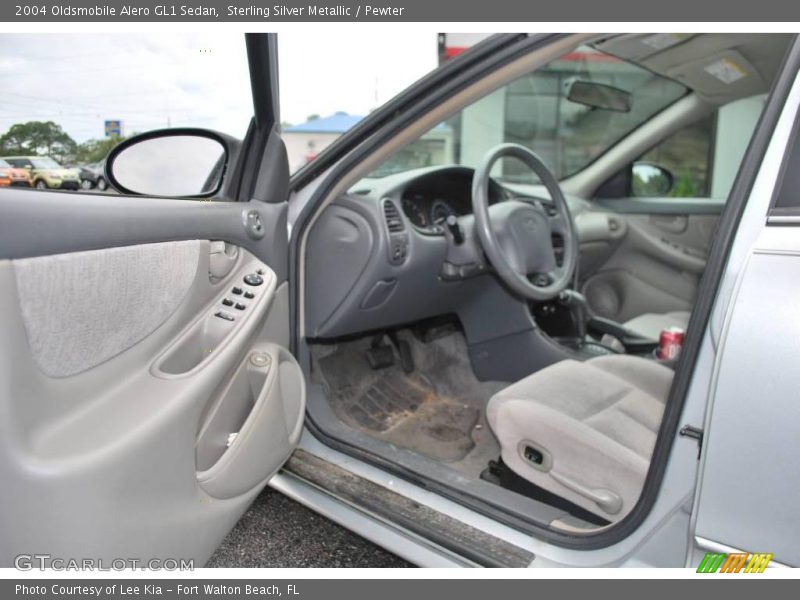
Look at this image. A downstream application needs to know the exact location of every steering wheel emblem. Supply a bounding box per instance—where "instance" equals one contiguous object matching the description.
[522,217,538,233]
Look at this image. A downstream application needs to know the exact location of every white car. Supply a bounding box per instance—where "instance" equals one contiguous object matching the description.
[1,32,798,569]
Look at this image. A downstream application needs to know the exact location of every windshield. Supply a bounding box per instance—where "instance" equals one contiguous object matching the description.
[368,46,687,182]
[31,157,63,169]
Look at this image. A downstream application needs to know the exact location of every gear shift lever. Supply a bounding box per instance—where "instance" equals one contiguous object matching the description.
[558,289,590,343]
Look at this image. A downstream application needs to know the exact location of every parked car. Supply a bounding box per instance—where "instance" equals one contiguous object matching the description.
[71,161,108,191]
[0,158,31,188]
[2,33,799,570]
[1,155,81,190]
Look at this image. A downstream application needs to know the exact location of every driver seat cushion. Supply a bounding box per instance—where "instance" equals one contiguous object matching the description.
[486,355,673,522]
[623,311,691,341]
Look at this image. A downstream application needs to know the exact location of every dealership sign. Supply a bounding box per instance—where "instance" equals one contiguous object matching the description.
[104,120,123,137]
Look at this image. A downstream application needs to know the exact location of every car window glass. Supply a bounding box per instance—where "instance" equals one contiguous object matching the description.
[631,95,765,199]
[0,33,252,197]
[31,157,63,169]
[635,115,715,198]
[278,32,437,173]
[363,45,687,182]
[771,100,800,211]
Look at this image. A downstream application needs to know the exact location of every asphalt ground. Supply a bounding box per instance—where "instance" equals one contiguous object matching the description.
[207,487,412,568]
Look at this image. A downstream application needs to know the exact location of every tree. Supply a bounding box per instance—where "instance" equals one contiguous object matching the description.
[0,121,77,163]
[670,172,698,197]
[74,136,126,165]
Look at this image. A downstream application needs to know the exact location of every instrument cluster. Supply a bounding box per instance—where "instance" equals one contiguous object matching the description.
[399,168,505,234]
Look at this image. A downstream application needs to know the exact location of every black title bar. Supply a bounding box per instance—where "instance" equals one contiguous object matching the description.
[3,0,800,22]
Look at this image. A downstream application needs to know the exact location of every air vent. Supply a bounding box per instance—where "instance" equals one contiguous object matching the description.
[382,199,405,233]
[382,198,409,265]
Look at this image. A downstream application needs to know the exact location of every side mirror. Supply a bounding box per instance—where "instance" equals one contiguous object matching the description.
[566,79,631,113]
[631,162,674,197]
[106,128,230,197]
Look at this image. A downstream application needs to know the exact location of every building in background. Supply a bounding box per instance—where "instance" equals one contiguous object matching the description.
[368,122,455,177]
[436,35,705,184]
[279,36,487,174]
[283,111,455,175]
[282,112,364,172]
[289,36,702,183]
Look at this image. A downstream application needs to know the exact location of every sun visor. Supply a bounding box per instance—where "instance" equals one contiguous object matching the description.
[593,33,695,62]
[667,49,766,103]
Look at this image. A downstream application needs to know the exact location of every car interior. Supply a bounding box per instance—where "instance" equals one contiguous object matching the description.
[0,32,794,567]
[299,33,793,531]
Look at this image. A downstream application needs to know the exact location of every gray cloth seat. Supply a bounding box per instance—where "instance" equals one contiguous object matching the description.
[486,355,673,522]
[623,310,690,340]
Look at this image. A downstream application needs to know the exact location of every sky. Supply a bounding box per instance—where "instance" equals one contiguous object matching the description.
[0,32,438,145]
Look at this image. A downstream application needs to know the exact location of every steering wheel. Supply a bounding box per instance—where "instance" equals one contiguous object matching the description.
[472,143,578,302]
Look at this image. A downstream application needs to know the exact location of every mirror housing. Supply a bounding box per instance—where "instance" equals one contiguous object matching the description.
[566,79,632,113]
[631,162,675,197]
[106,128,232,198]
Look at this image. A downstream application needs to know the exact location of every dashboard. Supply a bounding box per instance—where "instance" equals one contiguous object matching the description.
[305,165,598,340]
[399,167,507,234]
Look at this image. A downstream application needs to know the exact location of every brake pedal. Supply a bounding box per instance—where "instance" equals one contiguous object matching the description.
[365,335,395,370]
[387,331,415,373]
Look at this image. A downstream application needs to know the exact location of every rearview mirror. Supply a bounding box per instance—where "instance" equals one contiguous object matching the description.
[106,129,228,197]
[566,79,632,113]
[631,162,674,197]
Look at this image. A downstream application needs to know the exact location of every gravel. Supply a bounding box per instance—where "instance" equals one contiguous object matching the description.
[207,487,412,568]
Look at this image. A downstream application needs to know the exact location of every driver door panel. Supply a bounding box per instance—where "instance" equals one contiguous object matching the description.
[0,29,299,563]
[0,210,304,566]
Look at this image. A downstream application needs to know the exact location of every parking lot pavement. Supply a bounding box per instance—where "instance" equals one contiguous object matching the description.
[207,487,413,568]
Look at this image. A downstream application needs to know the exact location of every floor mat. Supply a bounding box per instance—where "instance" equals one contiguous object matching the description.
[314,331,500,463]
[338,371,428,432]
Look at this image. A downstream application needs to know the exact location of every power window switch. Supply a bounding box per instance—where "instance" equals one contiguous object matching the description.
[215,311,234,321]
[243,291,255,299]
[222,298,234,307]
[232,286,243,295]
[234,303,246,311]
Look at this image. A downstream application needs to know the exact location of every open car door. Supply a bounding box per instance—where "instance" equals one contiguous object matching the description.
[0,33,305,568]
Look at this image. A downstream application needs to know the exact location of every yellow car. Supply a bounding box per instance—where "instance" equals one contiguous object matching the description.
[0,156,81,190]
[0,158,32,188]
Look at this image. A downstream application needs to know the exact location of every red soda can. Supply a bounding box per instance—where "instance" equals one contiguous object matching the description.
[658,327,685,360]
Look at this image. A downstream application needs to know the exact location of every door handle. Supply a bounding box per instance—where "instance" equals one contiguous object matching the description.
[209,240,238,282]
[650,214,688,234]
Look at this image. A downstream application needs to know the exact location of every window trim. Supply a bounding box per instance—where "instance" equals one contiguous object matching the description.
[768,85,800,215]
